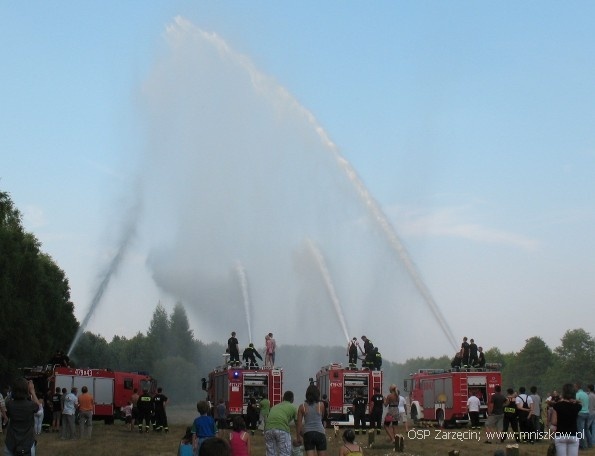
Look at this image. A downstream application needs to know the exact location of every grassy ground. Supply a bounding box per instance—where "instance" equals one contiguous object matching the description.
[11,408,593,456]
[23,424,583,456]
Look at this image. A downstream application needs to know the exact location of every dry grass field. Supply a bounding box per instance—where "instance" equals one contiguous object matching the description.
[27,416,574,456]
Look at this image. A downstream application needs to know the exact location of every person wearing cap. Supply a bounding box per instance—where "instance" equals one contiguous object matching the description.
[347,337,358,370]
[242,343,263,368]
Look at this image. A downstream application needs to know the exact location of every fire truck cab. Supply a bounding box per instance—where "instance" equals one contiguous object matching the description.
[24,365,156,423]
[403,365,502,428]
[203,365,283,422]
[316,363,383,424]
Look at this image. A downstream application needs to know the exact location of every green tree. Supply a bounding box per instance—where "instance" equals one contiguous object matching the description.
[168,302,197,362]
[484,347,505,366]
[117,332,152,373]
[70,332,110,367]
[0,190,78,383]
[147,302,169,361]
[545,329,595,389]
[506,337,553,390]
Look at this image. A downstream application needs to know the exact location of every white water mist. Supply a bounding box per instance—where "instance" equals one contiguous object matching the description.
[235,260,253,343]
[83,16,460,362]
[306,239,350,344]
[68,196,140,356]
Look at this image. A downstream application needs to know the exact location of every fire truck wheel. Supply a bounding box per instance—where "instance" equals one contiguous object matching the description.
[436,409,445,428]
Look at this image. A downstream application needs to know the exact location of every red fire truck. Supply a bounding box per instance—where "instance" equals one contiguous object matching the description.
[403,365,502,428]
[316,363,383,424]
[24,365,156,423]
[202,366,283,421]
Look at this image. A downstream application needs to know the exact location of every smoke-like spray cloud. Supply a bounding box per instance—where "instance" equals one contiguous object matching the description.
[122,16,458,361]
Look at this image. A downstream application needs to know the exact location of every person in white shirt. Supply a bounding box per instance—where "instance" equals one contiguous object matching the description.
[467,390,481,429]
[61,387,79,440]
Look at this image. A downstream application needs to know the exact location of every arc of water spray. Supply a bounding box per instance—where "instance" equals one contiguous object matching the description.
[158,18,459,354]
[235,260,252,343]
[331,156,458,351]
[178,20,458,351]
[274,78,459,351]
[68,198,141,356]
[306,239,350,344]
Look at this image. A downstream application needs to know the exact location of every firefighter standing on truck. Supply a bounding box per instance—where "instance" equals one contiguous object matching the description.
[137,388,154,433]
[360,336,375,369]
[373,347,382,371]
[347,338,358,369]
[242,343,263,368]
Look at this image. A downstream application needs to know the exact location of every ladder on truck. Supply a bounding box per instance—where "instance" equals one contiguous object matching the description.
[271,369,282,405]
[458,374,469,413]
[371,370,383,396]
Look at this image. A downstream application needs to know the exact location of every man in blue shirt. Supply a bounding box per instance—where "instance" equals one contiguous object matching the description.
[575,383,590,449]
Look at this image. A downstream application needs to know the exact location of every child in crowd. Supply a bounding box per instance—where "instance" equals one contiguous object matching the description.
[121,401,133,431]
[339,429,363,456]
[192,401,217,455]
[34,396,44,435]
[229,415,250,456]
[179,426,193,456]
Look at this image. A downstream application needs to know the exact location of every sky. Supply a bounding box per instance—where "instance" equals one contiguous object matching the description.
[1,2,594,364]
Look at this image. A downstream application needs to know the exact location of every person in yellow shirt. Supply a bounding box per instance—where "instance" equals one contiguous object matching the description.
[78,386,95,438]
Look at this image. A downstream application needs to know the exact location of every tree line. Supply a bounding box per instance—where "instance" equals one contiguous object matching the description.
[2,189,595,403]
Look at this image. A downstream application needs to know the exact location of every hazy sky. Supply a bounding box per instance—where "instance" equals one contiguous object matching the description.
[2,2,594,363]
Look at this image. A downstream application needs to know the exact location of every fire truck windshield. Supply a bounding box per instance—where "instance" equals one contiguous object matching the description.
[140,379,153,392]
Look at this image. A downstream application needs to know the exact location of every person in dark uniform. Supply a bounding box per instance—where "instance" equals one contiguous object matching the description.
[460,337,470,367]
[363,347,376,370]
[136,388,154,433]
[50,350,70,367]
[347,338,359,370]
[51,387,62,433]
[360,336,375,369]
[245,396,260,436]
[451,352,463,370]
[242,343,263,368]
[228,331,240,366]
[370,387,384,435]
[153,387,168,433]
[468,339,478,367]
[373,347,382,371]
[361,336,373,356]
[474,347,486,368]
[352,389,367,435]
[501,388,520,443]
[321,394,329,428]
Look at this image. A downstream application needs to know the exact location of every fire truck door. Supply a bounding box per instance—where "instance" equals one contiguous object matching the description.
[94,377,114,407]
[55,375,72,392]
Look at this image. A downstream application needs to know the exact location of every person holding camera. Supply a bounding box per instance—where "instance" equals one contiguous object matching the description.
[4,378,40,456]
